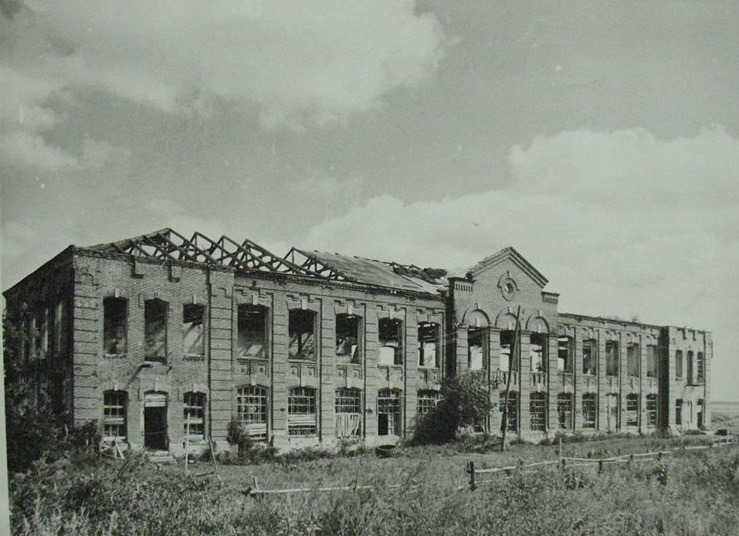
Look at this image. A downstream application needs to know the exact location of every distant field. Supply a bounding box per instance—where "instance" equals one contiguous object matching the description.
[713,400,739,415]
[712,401,739,433]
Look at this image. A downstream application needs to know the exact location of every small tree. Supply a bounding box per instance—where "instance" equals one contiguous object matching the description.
[413,370,493,444]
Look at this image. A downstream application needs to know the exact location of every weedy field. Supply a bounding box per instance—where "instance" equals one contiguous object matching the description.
[10,434,739,536]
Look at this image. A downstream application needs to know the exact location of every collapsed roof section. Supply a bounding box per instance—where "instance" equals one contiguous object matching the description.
[85,228,447,295]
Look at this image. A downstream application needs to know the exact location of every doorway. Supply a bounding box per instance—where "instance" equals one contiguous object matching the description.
[144,392,168,450]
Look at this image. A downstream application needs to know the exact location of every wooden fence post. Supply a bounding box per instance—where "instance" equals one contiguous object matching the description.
[467,461,476,490]
[598,460,603,475]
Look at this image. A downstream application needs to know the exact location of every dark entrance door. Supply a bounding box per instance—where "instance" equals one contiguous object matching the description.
[144,392,168,450]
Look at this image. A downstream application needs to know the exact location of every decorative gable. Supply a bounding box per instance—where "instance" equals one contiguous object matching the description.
[467,247,548,289]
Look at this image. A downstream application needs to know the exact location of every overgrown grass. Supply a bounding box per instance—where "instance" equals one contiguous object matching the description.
[10,439,739,535]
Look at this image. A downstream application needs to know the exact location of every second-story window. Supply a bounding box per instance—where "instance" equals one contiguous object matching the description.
[183,304,205,357]
[646,345,658,378]
[237,305,268,358]
[529,333,547,373]
[606,341,619,377]
[145,299,168,362]
[582,339,597,376]
[696,352,704,382]
[103,297,128,355]
[289,309,316,361]
[557,337,573,373]
[418,323,439,368]
[675,350,683,379]
[627,343,639,377]
[336,314,361,364]
[378,318,403,366]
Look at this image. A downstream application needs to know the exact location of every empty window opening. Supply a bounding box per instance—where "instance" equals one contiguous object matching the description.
[557,337,573,373]
[237,305,268,358]
[103,298,128,355]
[582,339,597,376]
[605,393,620,432]
[288,387,317,436]
[675,398,683,426]
[646,345,658,378]
[627,343,639,377]
[606,341,619,377]
[418,323,440,368]
[500,391,518,432]
[696,352,704,383]
[582,393,597,429]
[417,389,440,416]
[697,399,704,428]
[687,351,694,383]
[646,394,657,428]
[335,388,362,438]
[183,304,205,357]
[377,389,402,436]
[530,334,547,372]
[530,392,547,431]
[557,393,573,429]
[336,314,361,364]
[237,386,268,441]
[54,300,65,353]
[144,392,168,450]
[468,327,487,371]
[183,392,205,439]
[626,394,639,426]
[378,318,403,366]
[289,310,316,361]
[675,350,683,379]
[499,330,517,372]
[144,299,168,362]
[103,390,127,440]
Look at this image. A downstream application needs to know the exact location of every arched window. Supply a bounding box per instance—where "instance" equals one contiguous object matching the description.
[335,388,362,437]
[288,387,317,436]
[557,393,573,429]
[236,386,268,441]
[582,393,597,429]
[103,390,128,440]
[530,392,547,431]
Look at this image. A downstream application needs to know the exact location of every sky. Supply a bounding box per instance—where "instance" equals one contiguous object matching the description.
[1,0,738,401]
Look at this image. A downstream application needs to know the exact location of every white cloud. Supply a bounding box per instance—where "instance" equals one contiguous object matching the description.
[302,127,739,399]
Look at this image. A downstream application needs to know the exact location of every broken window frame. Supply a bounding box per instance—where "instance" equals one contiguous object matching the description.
[686,351,694,384]
[182,304,205,357]
[675,398,682,426]
[582,339,597,376]
[625,393,639,426]
[500,390,518,432]
[289,309,317,361]
[54,300,64,354]
[288,387,317,436]
[236,385,268,441]
[557,337,573,374]
[417,389,440,416]
[237,305,269,359]
[582,393,597,429]
[418,323,440,369]
[144,299,168,363]
[336,313,361,364]
[529,391,547,431]
[468,327,488,371]
[605,341,619,377]
[626,343,639,378]
[377,389,402,436]
[378,318,403,366]
[103,390,127,440]
[646,345,658,378]
[645,394,657,427]
[499,330,518,372]
[103,297,128,356]
[557,392,573,430]
[696,352,704,383]
[183,391,206,439]
[529,333,548,373]
[675,350,683,379]
[335,388,362,438]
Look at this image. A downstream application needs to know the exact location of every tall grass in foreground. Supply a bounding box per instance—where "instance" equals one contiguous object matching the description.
[10,446,739,535]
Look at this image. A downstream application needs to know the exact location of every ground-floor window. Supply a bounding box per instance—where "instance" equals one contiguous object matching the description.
[626,393,639,426]
[675,398,682,426]
[605,394,620,431]
[557,393,573,430]
[237,386,268,441]
[335,388,362,438]
[529,392,547,431]
[183,392,205,438]
[500,391,518,432]
[377,389,402,436]
[417,390,440,417]
[646,394,657,427]
[582,393,597,429]
[103,390,127,440]
[288,387,317,436]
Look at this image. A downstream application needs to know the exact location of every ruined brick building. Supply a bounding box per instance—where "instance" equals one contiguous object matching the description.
[3,229,712,454]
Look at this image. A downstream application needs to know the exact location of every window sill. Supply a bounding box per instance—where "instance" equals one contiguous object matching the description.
[184,355,205,361]
[104,353,127,359]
